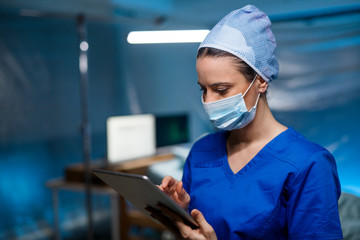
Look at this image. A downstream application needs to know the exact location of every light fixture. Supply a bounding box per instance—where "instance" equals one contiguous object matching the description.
[127,29,210,44]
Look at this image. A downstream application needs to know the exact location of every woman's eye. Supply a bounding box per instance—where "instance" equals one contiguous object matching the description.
[216,88,228,94]
[199,87,206,93]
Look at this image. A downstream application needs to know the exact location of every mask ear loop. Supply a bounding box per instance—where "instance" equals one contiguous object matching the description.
[253,93,261,108]
[243,74,257,97]
[243,74,260,110]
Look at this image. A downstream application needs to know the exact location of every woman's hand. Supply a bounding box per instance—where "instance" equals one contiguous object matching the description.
[157,206,217,240]
[159,176,190,210]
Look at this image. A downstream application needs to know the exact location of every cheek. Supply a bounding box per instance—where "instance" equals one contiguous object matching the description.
[226,86,247,98]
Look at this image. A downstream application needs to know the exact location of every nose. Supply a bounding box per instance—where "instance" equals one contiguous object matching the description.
[202,93,217,103]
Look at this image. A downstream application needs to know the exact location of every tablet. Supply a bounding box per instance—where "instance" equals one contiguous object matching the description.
[92,169,199,229]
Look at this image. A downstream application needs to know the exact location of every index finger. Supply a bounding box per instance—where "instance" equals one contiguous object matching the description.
[160,176,178,190]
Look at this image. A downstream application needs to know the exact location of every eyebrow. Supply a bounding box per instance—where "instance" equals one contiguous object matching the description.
[197,82,232,87]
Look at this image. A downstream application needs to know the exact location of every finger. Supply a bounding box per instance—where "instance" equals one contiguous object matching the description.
[156,204,190,239]
[176,181,189,202]
[149,211,183,239]
[157,184,174,195]
[158,206,192,239]
[191,209,215,235]
[174,218,193,239]
[173,182,190,209]
[160,176,170,190]
[161,176,177,190]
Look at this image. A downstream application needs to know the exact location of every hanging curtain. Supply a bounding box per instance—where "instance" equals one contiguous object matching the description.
[269,13,360,111]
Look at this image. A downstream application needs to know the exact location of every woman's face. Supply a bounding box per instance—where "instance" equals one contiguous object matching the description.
[196,56,257,105]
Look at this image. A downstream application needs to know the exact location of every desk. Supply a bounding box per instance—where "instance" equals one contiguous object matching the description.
[46,154,173,240]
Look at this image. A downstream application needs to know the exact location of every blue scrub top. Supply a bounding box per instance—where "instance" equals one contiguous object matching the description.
[182,127,343,240]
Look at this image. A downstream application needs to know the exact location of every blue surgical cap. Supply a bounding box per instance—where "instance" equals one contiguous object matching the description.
[199,5,279,82]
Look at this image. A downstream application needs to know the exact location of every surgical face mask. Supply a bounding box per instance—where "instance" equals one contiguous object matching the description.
[202,75,260,131]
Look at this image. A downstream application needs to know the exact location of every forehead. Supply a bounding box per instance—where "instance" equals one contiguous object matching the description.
[196,56,247,85]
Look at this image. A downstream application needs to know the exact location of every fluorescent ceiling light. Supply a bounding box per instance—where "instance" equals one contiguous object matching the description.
[127,30,210,44]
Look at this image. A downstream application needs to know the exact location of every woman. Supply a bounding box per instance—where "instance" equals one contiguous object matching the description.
[158,5,343,240]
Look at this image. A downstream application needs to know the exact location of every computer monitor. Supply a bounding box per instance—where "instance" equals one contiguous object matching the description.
[106,114,156,164]
[155,114,189,147]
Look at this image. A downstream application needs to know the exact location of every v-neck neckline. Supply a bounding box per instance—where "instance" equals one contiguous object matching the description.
[221,127,291,183]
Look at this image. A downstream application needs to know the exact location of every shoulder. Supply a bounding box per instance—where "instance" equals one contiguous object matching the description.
[191,131,227,152]
[271,127,333,170]
[185,131,227,166]
[277,128,340,195]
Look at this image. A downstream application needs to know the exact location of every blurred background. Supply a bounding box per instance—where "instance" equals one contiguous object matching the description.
[0,0,359,239]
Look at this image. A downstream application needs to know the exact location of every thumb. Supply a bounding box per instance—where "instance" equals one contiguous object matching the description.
[191,209,217,239]
[191,209,209,228]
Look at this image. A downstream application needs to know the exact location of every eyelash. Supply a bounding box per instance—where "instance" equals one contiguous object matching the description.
[199,87,228,95]
[216,88,228,94]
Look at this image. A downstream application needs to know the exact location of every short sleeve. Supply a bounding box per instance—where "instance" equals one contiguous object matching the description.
[286,150,343,239]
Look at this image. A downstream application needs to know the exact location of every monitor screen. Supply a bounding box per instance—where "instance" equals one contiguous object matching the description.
[106,114,156,164]
[155,114,189,147]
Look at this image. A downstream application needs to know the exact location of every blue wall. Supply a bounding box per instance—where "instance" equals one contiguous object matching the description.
[0,13,128,238]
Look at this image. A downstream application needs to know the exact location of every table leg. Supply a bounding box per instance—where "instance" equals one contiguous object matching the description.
[110,194,120,240]
[52,188,60,240]
[120,196,129,240]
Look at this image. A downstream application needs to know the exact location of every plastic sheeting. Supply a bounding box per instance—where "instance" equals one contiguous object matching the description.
[269,13,360,111]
